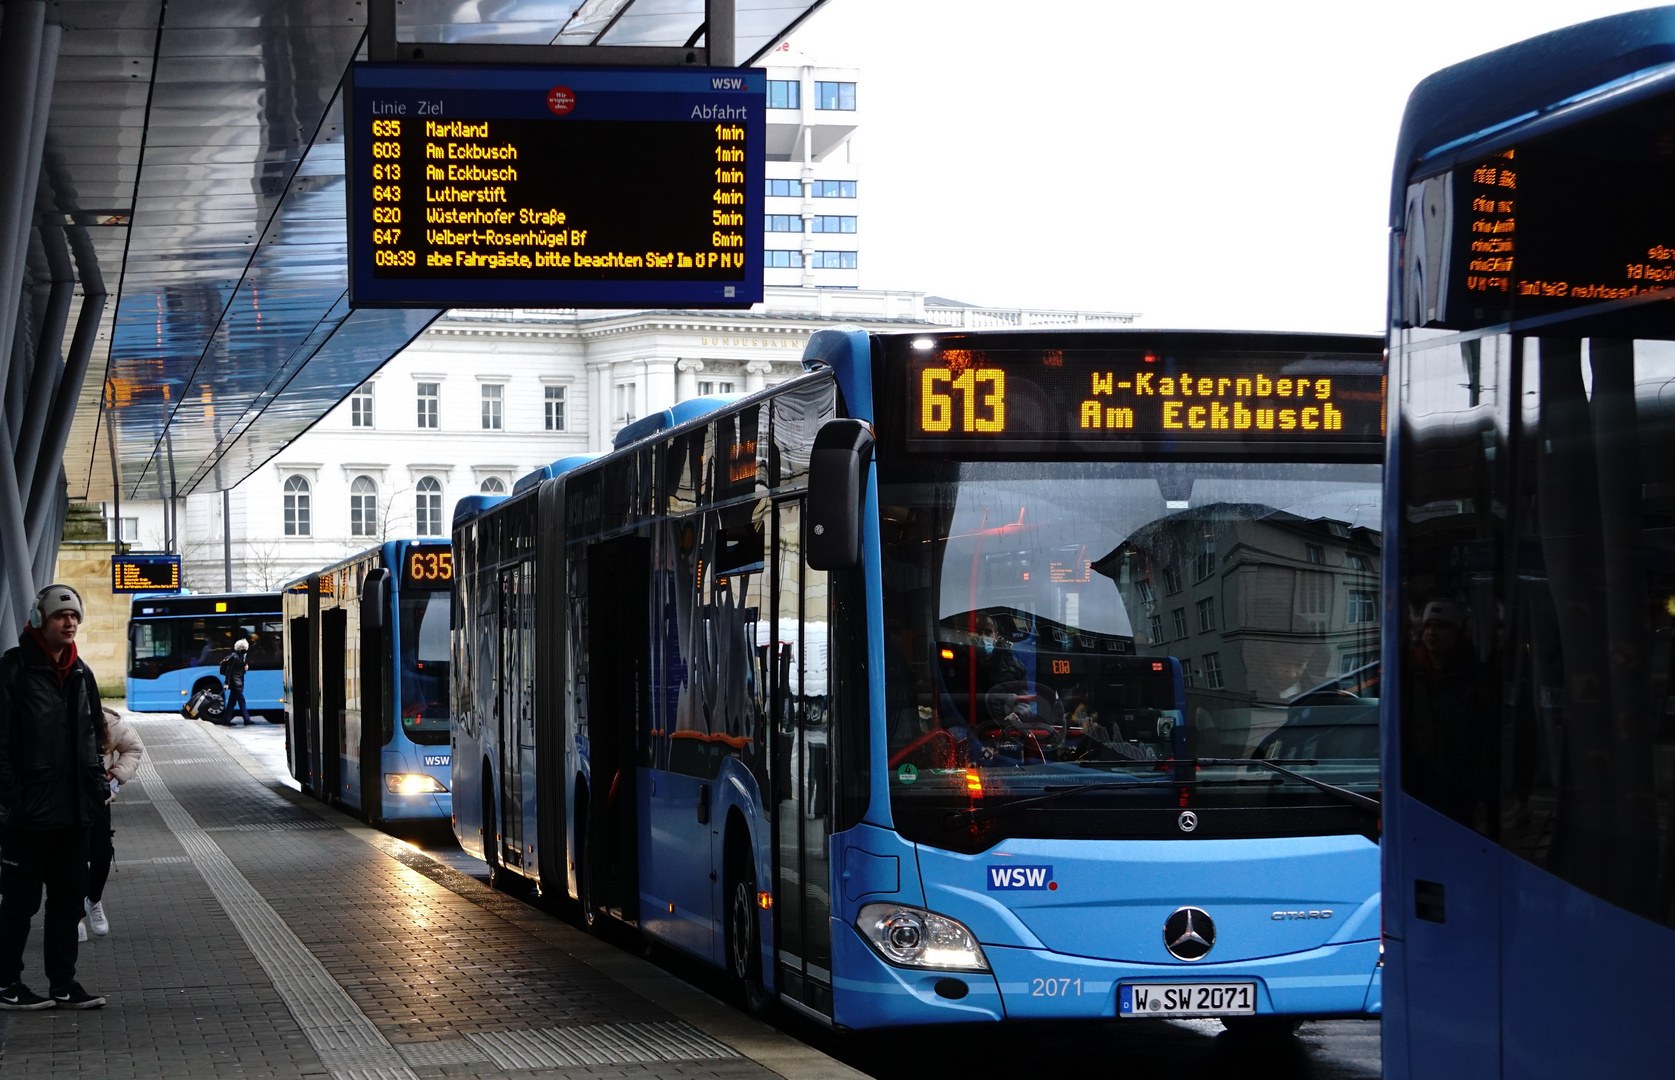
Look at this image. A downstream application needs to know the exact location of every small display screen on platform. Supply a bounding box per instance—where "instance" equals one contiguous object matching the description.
[112,554,182,593]
[348,63,764,309]
[902,344,1385,456]
[404,547,453,588]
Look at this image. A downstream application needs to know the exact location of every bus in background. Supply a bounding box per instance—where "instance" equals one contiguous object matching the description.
[452,328,1385,1032]
[126,592,283,718]
[283,540,453,824]
[1385,10,1675,1077]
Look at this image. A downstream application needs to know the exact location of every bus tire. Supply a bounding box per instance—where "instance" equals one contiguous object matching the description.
[726,827,769,1016]
[574,789,599,933]
[483,776,510,892]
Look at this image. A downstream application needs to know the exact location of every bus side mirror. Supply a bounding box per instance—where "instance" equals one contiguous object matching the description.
[807,418,874,571]
[361,568,390,631]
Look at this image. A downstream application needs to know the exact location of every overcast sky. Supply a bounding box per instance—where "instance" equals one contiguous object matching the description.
[788,0,1660,332]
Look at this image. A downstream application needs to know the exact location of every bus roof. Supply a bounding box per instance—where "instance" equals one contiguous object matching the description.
[510,452,604,497]
[611,395,741,451]
[1390,5,1675,224]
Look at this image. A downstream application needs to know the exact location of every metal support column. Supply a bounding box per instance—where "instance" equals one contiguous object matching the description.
[223,488,233,590]
[706,0,736,67]
[15,222,73,503]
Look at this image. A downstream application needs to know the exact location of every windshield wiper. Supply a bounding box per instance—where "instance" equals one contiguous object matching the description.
[944,777,1171,828]
[1191,757,1380,814]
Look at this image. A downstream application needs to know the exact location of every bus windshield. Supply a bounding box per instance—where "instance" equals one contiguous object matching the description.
[399,590,452,744]
[129,614,282,680]
[879,459,1382,845]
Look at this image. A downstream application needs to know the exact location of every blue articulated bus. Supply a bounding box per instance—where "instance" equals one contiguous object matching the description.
[127,592,283,717]
[283,540,454,823]
[452,329,1386,1030]
[1384,9,1675,1076]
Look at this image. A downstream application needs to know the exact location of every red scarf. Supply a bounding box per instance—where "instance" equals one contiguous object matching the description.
[26,625,78,684]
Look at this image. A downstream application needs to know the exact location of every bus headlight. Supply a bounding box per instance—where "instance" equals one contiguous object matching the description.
[386,773,448,794]
[857,903,989,971]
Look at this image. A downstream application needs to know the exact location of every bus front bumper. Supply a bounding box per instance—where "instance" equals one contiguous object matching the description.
[831,927,1379,1028]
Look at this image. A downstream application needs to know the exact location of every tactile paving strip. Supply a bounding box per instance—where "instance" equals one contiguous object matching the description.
[135,759,419,1080]
[395,1040,495,1066]
[466,1020,741,1070]
[204,819,335,832]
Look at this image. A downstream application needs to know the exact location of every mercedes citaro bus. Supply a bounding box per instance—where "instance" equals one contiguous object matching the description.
[452,328,1385,1031]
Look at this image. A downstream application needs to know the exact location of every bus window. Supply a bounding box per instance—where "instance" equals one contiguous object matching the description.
[400,590,452,744]
[129,621,179,680]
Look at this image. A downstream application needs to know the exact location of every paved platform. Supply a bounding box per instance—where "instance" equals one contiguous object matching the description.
[0,712,862,1080]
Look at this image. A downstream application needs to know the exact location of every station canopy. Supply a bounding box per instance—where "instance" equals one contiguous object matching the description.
[50,0,820,502]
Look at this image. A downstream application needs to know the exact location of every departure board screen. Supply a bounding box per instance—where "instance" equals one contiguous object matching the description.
[900,341,1384,457]
[1402,89,1675,329]
[112,554,181,593]
[348,63,764,308]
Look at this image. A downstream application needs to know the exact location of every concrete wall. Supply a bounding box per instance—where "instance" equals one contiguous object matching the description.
[53,541,128,699]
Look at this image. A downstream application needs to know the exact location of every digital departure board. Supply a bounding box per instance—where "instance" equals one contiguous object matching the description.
[404,547,453,588]
[348,63,765,309]
[112,554,181,593]
[1403,90,1675,329]
[902,345,1384,456]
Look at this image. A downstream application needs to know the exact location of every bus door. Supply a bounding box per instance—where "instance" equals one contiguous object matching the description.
[773,500,835,1016]
[585,536,647,925]
[288,613,314,789]
[359,569,391,824]
[498,562,534,871]
[321,607,347,807]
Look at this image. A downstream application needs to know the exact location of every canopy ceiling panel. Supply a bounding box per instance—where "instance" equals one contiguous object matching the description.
[39,0,822,501]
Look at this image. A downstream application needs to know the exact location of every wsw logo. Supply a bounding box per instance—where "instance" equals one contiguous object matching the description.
[710,77,748,90]
[987,865,1057,891]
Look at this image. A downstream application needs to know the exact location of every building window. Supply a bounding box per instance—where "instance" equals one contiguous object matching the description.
[350,384,374,428]
[1162,566,1182,595]
[416,382,438,429]
[1347,552,1370,571]
[1341,650,1378,674]
[1196,596,1217,632]
[698,380,737,397]
[349,475,378,537]
[766,178,801,198]
[1146,613,1163,644]
[811,180,856,198]
[1181,659,1197,689]
[810,215,857,233]
[480,476,506,495]
[544,385,566,431]
[1203,652,1224,690]
[764,214,802,232]
[1348,589,1377,624]
[1134,578,1155,604]
[283,475,311,537]
[766,79,799,109]
[1306,543,1324,564]
[415,476,443,536]
[815,81,856,110]
[1193,542,1216,582]
[107,515,137,543]
[764,249,801,268]
[616,383,637,423]
[1171,607,1189,639]
[810,250,857,269]
[481,383,504,430]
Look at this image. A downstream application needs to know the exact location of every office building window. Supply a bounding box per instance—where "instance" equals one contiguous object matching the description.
[764,214,803,232]
[1348,589,1377,624]
[1146,613,1163,644]
[616,383,637,423]
[415,476,443,536]
[815,81,856,110]
[283,476,310,537]
[766,80,799,109]
[810,250,857,269]
[811,180,856,198]
[416,382,438,429]
[350,384,373,428]
[1171,607,1189,639]
[1194,543,1217,582]
[1203,652,1224,690]
[766,178,801,198]
[1162,566,1182,595]
[481,383,503,430]
[1197,596,1217,632]
[810,215,857,233]
[544,385,566,431]
[764,249,801,268]
[349,475,378,537]
[480,476,506,495]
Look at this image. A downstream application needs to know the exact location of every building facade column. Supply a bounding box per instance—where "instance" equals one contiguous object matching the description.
[676,358,704,402]
[587,361,610,452]
[744,360,773,394]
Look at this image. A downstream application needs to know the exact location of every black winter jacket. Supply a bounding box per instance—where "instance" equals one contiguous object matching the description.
[0,630,108,831]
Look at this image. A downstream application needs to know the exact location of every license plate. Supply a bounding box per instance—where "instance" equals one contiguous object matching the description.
[1119,981,1256,1017]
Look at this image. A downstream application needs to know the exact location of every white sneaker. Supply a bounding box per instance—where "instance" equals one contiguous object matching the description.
[76,919,87,942]
[85,900,109,937]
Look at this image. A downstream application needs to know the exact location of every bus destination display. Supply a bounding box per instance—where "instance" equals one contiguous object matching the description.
[112,554,182,593]
[405,547,453,588]
[904,347,1384,455]
[349,63,764,308]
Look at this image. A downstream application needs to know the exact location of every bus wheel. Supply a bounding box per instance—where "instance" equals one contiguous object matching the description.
[575,799,599,933]
[728,855,769,1015]
[483,785,510,892]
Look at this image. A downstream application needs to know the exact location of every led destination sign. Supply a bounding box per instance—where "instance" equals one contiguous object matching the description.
[904,345,1384,456]
[349,63,764,308]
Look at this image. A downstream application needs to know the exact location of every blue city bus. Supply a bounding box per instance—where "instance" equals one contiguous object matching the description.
[452,329,1386,1030]
[283,540,454,823]
[126,592,283,718]
[1384,9,1675,1076]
